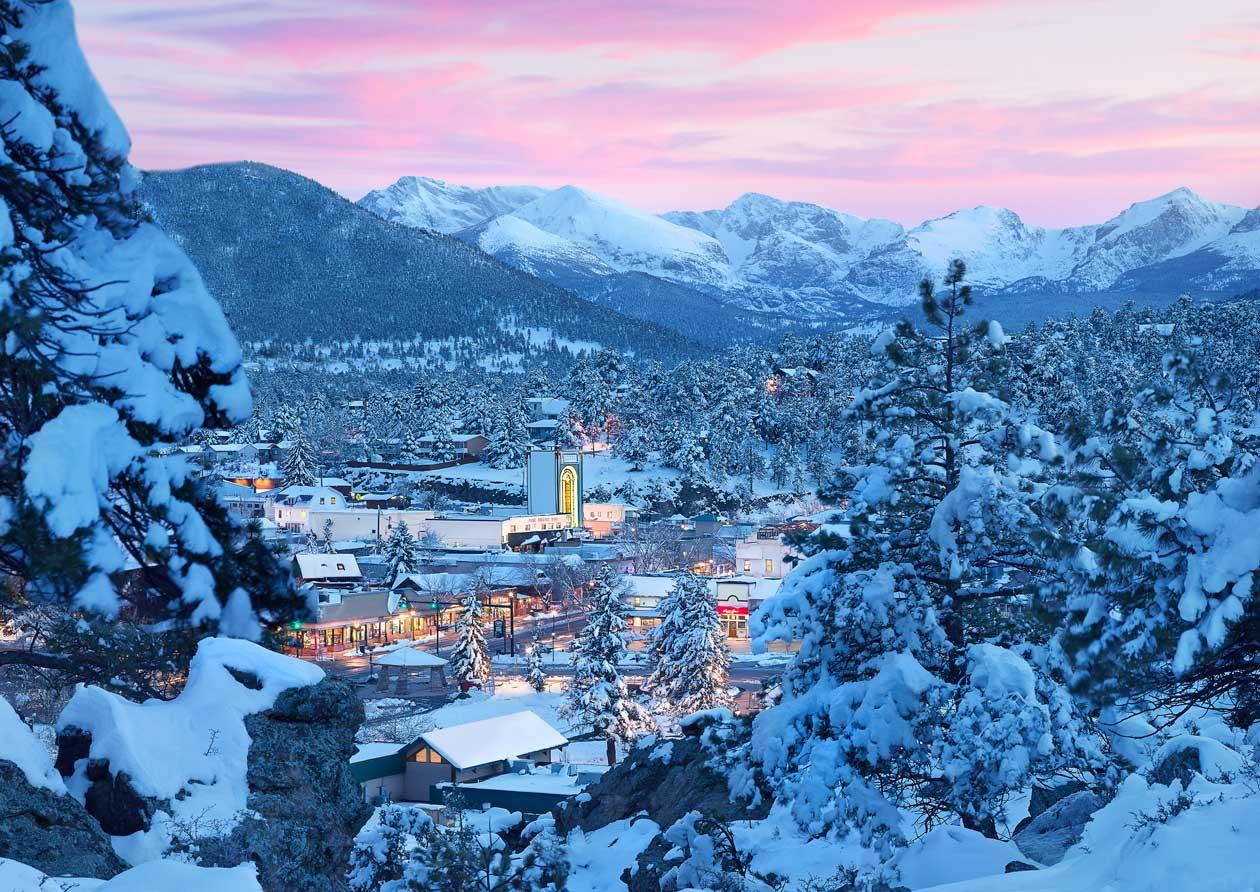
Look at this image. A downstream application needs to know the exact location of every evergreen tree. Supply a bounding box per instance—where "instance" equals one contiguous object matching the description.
[321,518,337,553]
[401,427,426,463]
[0,1,302,662]
[346,804,433,891]
[450,593,491,687]
[427,409,459,463]
[645,572,734,714]
[527,638,547,692]
[748,261,1104,867]
[565,565,654,760]
[282,428,317,486]
[384,521,421,582]
[484,397,531,469]
[1040,352,1260,723]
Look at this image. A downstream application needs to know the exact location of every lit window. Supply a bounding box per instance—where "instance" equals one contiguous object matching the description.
[336,563,345,571]
[765,559,774,575]
[331,497,337,505]
[743,560,751,573]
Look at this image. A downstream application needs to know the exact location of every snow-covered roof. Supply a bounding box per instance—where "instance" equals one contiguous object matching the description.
[374,645,447,668]
[393,567,540,592]
[294,553,361,580]
[526,397,569,415]
[419,710,568,770]
[351,742,406,764]
[623,575,679,598]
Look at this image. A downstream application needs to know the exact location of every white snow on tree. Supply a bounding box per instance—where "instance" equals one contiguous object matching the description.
[383,521,421,583]
[1042,351,1260,716]
[449,592,491,686]
[484,396,531,469]
[0,0,301,633]
[281,428,317,486]
[645,572,733,714]
[744,261,1105,872]
[564,564,654,749]
[527,637,547,692]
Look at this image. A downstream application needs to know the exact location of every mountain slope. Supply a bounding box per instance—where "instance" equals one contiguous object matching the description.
[138,162,698,362]
[359,176,1260,324]
[357,176,546,233]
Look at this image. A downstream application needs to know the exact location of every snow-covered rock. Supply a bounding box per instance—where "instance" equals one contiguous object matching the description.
[0,856,263,892]
[56,638,324,856]
[1012,790,1103,866]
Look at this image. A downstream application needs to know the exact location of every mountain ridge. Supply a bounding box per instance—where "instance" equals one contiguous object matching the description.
[359,176,1260,319]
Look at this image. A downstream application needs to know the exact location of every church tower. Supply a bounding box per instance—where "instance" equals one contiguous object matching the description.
[526,448,584,528]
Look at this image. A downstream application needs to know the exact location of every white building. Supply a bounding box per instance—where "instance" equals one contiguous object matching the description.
[734,525,802,578]
[269,486,349,531]
[293,553,363,585]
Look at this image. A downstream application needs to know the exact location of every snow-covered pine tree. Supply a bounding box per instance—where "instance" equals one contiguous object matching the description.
[565,564,653,760]
[427,409,459,463]
[527,638,547,692]
[449,593,491,687]
[384,521,421,583]
[0,0,302,648]
[747,261,1103,866]
[1039,351,1260,723]
[401,427,425,464]
[281,428,317,486]
[645,572,733,714]
[321,518,337,553]
[346,803,434,891]
[484,397,530,469]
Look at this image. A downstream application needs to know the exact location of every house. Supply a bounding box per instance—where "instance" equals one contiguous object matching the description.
[733,520,817,578]
[525,397,570,444]
[268,486,348,531]
[400,710,569,802]
[220,481,267,520]
[418,433,489,461]
[208,443,259,464]
[293,553,362,586]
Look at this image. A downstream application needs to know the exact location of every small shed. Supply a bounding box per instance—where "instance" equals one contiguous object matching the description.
[374,644,448,693]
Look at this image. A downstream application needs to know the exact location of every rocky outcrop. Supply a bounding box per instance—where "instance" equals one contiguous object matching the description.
[55,675,370,892]
[198,677,372,892]
[0,759,127,879]
[1013,790,1103,866]
[554,732,767,836]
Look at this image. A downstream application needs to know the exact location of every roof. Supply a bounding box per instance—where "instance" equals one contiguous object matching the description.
[294,553,362,580]
[393,567,540,592]
[623,575,680,598]
[418,710,568,770]
[349,743,406,783]
[317,591,397,624]
[374,645,447,668]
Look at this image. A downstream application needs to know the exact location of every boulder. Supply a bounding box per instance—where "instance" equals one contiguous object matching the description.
[554,734,767,836]
[1013,790,1103,866]
[196,677,372,892]
[0,759,127,879]
[1149,735,1245,788]
[1004,861,1039,873]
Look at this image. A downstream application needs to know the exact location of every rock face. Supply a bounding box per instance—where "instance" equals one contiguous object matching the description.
[555,733,767,836]
[1013,790,1104,866]
[0,759,127,879]
[199,678,372,892]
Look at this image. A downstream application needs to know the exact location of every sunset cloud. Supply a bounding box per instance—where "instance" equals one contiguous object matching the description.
[75,0,1260,225]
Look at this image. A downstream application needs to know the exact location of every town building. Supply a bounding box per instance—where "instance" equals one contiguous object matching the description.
[526,447,584,528]
[292,553,363,586]
[350,711,572,806]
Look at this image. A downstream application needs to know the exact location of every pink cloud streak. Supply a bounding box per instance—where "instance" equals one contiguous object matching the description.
[74,0,1260,226]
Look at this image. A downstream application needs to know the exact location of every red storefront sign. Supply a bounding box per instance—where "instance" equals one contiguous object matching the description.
[716,604,749,616]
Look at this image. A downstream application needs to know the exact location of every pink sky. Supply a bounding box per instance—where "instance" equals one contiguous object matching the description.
[75,0,1260,226]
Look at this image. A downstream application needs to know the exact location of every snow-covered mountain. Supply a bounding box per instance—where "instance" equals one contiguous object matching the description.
[358,179,1260,320]
[357,176,546,233]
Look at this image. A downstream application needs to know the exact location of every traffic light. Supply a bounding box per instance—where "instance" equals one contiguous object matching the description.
[430,598,439,611]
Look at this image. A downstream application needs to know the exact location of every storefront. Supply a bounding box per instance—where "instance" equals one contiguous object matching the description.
[716,601,749,639]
